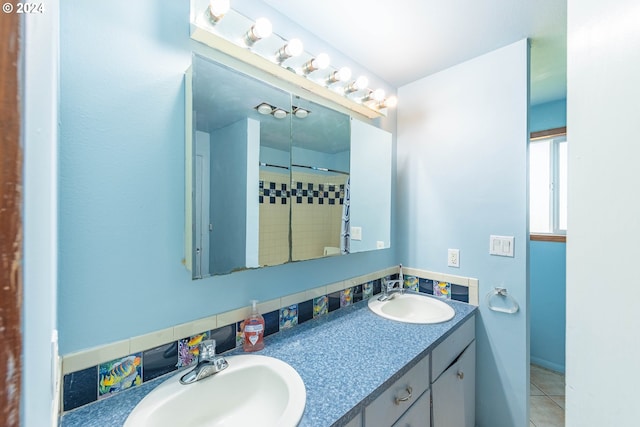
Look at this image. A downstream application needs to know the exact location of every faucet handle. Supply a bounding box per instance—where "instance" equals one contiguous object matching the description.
[199,339,217,361]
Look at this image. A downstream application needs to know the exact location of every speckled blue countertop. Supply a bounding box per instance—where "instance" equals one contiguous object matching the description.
[60,297,476,427]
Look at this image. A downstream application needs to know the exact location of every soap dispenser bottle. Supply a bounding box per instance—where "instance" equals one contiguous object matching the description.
[243,300,265,352]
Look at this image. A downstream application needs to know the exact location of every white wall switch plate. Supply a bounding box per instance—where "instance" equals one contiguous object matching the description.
[376,240,385,249]
[351,226,362,241]
[448,248,460,267]
[489,235,515,257]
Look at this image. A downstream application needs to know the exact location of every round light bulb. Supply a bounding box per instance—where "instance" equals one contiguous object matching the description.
[273,109,287,119]
[294,108,308,119]
[314,53,330,70]
[285,38,304,57]
[252,17,273,40]
[382,96,398,109]
[371,89,386,102]
[209,0,230,19]
[336,67,352,82]
[354,75,369,90]
[257,103,272,115]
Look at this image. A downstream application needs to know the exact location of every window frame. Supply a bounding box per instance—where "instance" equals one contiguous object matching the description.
[530,126,567,241]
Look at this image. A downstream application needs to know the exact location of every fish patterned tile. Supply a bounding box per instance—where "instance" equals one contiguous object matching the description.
[313,295,328,318]
[98,353,142,399]
[280,304,298,330]
[403,275,419,292]
[340,288,353,307]
[434,281,452,299]
[177,332,209,368]
[363,282,374,299]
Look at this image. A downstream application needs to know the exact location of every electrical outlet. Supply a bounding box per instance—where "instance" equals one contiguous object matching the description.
[448,249,460,267]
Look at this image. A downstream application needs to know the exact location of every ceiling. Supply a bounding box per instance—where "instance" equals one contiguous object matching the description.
[261,0,567,105]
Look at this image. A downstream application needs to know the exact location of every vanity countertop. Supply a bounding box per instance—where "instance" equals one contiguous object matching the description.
[60,297,476,427]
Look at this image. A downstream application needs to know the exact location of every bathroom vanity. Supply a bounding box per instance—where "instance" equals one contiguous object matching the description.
[353,313,475,427]
[60,298,476,427]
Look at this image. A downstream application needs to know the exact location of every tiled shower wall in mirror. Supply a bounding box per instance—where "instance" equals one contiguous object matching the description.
[291,170,346,260]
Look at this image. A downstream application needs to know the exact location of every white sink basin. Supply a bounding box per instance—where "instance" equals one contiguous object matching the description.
[368,292,455,324]
[124,355,306,427]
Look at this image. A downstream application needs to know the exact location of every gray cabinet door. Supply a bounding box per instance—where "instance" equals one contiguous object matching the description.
[432,341,475,427]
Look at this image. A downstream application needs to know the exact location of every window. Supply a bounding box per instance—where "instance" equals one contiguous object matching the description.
[530,133,567,234]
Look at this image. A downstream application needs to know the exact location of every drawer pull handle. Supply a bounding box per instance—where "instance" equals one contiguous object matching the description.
[457,370,464,380]
[394,386,413,405]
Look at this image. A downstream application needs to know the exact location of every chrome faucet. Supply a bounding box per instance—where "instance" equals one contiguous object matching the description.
[179,339,228,385]
[378,265,405,301]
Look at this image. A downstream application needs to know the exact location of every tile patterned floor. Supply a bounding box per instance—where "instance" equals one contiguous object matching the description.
[530,364,565,427]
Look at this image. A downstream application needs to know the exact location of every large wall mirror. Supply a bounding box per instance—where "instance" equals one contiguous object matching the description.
[187,53,391,278]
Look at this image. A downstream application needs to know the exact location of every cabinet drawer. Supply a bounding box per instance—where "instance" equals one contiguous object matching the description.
[392,389,431,427]
[365,355,430,427]
[432,316,475,381]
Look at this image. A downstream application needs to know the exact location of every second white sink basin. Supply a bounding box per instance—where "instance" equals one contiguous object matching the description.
[368,292,455,324]
[124,354,305,427]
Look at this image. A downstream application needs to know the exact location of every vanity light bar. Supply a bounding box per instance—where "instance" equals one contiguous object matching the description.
[255,103,310,119]
[190,1,397,118]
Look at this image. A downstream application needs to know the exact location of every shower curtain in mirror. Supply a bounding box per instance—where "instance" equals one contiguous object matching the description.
[340,177,350,254]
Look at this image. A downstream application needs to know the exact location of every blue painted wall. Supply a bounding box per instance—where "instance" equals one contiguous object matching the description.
[529,99,567,373]
[57,0,397,355]
[529,241,566,372]
[530,98,566,132]
[398,41,530,427]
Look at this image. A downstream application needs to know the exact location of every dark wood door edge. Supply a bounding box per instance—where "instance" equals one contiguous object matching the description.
[0,11,23,427]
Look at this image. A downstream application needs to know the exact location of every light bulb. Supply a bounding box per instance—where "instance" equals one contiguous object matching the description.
[303,53,331,74]
[276,38,304,63]
[364,89,385,102]
[253,17,272,39]
[315,53,330,70]
[244,17,272,46]
[256,103,272,115]
[355,75,369,90]
[272,109,287,119]
[336,67,352,82]
[326,67,352,85]
[294,108,308,119]
[380,96,398,109]
[208,0,230,23]
[344,75,369,94]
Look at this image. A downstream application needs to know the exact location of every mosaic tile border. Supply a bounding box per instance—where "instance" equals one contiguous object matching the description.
[258,180,345,205]
[259,180,289,204]
[61,266,478,413]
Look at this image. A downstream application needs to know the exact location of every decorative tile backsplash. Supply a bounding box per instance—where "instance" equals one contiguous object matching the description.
[61,267,474,413]
[258,181,345,206]
[98,354,142,399]
[259,180,289,205]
